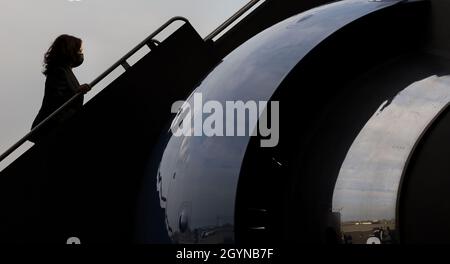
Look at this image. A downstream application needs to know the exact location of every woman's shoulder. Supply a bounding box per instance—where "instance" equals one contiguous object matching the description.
[45,65,71,88]
[46,65,70,76]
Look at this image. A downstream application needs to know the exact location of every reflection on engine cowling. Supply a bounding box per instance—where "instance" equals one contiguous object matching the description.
[333,75,450,244]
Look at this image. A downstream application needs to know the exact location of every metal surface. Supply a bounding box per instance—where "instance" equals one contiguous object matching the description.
[152,0,403,243]
[333,75,450,244]
[204,0,265,41]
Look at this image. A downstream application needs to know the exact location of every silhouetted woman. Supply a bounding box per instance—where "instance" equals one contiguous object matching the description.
[30,34,91,143]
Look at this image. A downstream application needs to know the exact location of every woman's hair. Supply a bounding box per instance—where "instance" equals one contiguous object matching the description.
[42,34,82,76]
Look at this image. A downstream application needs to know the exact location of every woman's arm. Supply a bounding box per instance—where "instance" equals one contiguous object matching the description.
[47,67,91,103]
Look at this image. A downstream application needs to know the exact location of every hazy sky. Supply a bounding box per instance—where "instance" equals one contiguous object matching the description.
[0,0,249,169]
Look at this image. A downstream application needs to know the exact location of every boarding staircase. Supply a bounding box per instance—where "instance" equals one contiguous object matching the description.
[0,0,331,243]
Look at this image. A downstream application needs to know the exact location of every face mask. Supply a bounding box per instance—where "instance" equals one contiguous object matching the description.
[72,53,84,68]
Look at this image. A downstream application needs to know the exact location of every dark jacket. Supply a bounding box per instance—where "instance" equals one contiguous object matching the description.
[30,66,84,143]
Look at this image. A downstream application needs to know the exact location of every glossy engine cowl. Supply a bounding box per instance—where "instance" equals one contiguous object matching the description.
[137,0,439,244]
